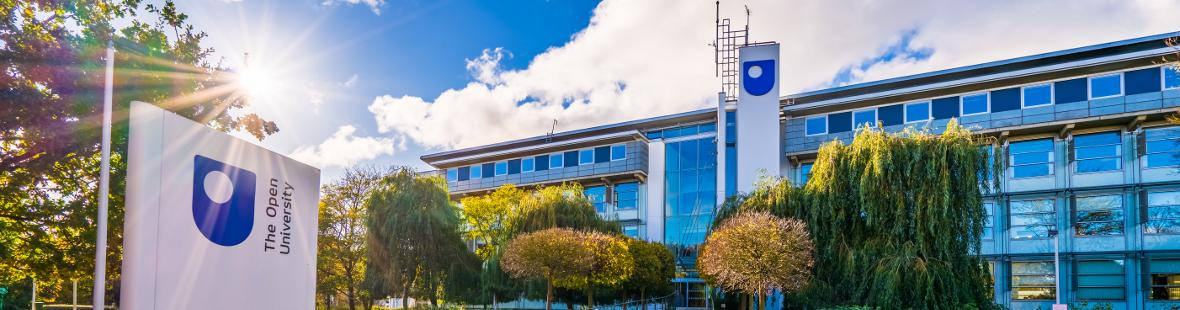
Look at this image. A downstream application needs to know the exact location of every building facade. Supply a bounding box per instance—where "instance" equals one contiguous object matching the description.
[421,32,1180,309]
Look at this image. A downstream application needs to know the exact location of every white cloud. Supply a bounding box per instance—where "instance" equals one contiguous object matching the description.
[370,0,1180,151]
[322,0,384,15]
[343,74,358,88]
[290,125,396,169]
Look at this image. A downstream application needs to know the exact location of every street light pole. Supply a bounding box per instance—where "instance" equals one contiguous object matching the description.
[1049,228,1061,306]
[93,38,115,310]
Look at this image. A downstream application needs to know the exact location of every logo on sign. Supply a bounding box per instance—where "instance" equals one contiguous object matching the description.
[742,59,775,96]
[192,155,256,246]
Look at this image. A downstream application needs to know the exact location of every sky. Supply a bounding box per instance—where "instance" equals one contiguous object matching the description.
[175,0,1180,182]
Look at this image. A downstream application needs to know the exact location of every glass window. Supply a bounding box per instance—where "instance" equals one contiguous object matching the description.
[446,169,457,182]
[522,157,535,172]
[585,186,607,213]
[579,149,594,165]
[1076,259,1125,300]
[1012,261,1057,300]
[1145,127,1180,168]
[799,163,813,185]
[1090,74,1123,99]
[1151,259,1180,300]
[494,161,507,176]
[1165,66,1180,90]
[1147,191,1180,235]
[549,153,564,168]
[961,93,989,115]
[664,136,717,246]
[1010,139,1055,178]
[611,144,627,161]
[623,225,640,238]
[1023,84,1053,107]
[1074,194,1124,236]
[853,109,876,129]
[470,165,482,179]
[983,202,995,240]
[980,145,996,188]
[806,116,827,136]
[905,101,930,123]
[1010,198,1056,240]
[615,182,639,210]
[1074,132,1121,173]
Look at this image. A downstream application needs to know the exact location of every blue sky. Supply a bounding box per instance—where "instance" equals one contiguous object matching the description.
[175,0,1180,181]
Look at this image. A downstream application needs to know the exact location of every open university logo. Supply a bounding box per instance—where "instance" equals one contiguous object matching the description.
[192,155,256,246]
[742,59,775,96]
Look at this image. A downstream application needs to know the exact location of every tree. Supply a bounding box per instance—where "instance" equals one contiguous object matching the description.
[699,212,814,310]
[500,228,592,310]
[460,185,528,260]
[573,232,633,308]
[319,167,386,310]
[621,239,675,310]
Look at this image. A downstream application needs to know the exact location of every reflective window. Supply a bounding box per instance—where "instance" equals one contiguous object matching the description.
[615,182,639,210]
[799,163,813,185]
[623,225,640,238]
[1145,127,1180,168]
[905,101,930,123]
[1074,132,1121,173]
[470,165,482,179]
[664,137,718,247]
[1012,261,1057,300]
[961,93,989,115]
[579,149,594,165]
[983,202,995,240]
[853,109,876,129]
[1090,74,1123,98]
[1151,259,1180,300]
[522,157,535,172]
[494,161,507,176]
[1010,199,1056,240]
[1074,194,1124,236]
[549,153,564,169]
[1147,191,1180,235]
[1022,84,1053,107]
[611,144,627,161]
[1076,259,1125,300]
[446,169,457,182]
[1010,139,1055,178]
[980,145,996,188]
[1166,66,1180,90]
[806,116,827,136]
[585,186,607,213]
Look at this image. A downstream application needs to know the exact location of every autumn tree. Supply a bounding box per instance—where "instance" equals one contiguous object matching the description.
[460,185,528,260]
[501,228,590,310]
[319,167,386,310]
[621,239,675,310]
[699,212,814,310]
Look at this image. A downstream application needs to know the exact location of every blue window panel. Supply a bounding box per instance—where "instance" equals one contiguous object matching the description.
[563,151,578,167]
[508,159,522,174]
[615,182,639,210]
[1054,78,1088,104]
[1165,67,1180,89]
[699,122,717,133]
[1147,191,1180,235]
[494,162,507,176]
[522,157,535,172]
[611,144,626,161]
[990,88,1021,112]
[877,104,904,126]
[1010,139,1054,178]
[1074,131,1121,173]
[457,166,470,181]
[1125,67,1161,95]
[482,163,495,178]
[725,145,736,197]
[646,130,663,140]
[585,186,607,213]
[932,96,961,119]
[961,94,989,115]
[446,169,458,182]
[579,149,595,165]
[1075,259,1126,300]
[800,163,813,184]
[828,112,852,133]
[1146,127,1180,168]
[1023,84,1052,107]
[725,111,737,142]
[905,102,930,123]
[594,146,610,163]
[1090,74,1122,98]
[805,116,827,135]
[470,165,482,179]
[536,155,551,171]
[853,109,876,129]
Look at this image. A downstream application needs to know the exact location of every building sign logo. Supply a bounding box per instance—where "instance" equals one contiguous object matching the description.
[742,59,775,96]
[192,155,256,246]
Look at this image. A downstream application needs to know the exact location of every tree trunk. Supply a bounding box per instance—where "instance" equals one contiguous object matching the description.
[739,294,747,310]
[587,288,594,310]
[640,289,645,310]
[546,281,554,310]
[347,273,357,310]
[757,292,766,310]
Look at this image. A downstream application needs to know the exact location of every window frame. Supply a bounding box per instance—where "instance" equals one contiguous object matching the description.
[610,144,627,161]
[1072,193,1125,237]
[960,92,991,116]
[549,152,564,168]
[1073,259,1126,301]
[983,201,995,240]
[1073,131,1123,174]
[904,101,931,123]
[1149,259,1180,300]
[1009,138,1056,179]
[1009,198,1057,240]
[1146,190,1180,235]
[494,161,508,176]
[578,149,595,165]
[1011,261,1058,301]
[446,169,458,182]
[851,108,877,130]
[1088,73,1124,100]
[614,182,640,210]
[798,162,813,185]
[521,157,535,173]
[805,115,828,136]
[1021,83,1054,108]
[1144,126,1180,169]
[469,165,482,180]
[1164,66,1180,90]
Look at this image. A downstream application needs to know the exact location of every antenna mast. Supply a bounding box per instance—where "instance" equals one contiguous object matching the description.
[714,1,749,102]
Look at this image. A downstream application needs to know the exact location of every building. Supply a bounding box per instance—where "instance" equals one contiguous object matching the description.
[421,32,1180,309]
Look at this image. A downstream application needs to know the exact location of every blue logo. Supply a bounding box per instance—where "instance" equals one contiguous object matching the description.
[192,155,256,246]
[742,59,775,96]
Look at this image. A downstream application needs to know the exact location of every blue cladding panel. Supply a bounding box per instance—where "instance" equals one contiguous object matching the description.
[564,151,579,167]
[990,88,1021,112]
[828,112,852,133]
[1126,67,1162,95]
[1055,78,1088,103]
[878,104,904,126]
[932,96,960,119]
[508,159,521,174]
[482,163,495,178]
[594,146,610,163]
[535,155,550,171]
[457,167,470,181]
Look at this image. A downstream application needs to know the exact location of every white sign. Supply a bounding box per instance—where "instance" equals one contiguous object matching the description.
[735,43,782,193]
[121,101,320,310]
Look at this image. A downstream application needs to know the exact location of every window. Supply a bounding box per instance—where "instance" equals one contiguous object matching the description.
[1074,194,1124,236]
[1145,127,1180,168]
[1147,190,1180,235]
[905,101,930,123]
[1151,259,1180,300]
[1012,261,1056,300]
[615,182,639,210]
[494,161,507,176]
[446,169,458,182]
[1075,259,1125,300]
[579,149,594,165]
[1010,138,1055,178]
[852,109,876,129]
[470,165,482,179]
[585,186,607,213]
[1010,198,1056,240]
[549,153,564,169]
[611,144,627,161]
[799,163,813,185]
[1074,132,1121,173]
[1023,84,1053,107]
[961,93,989,116]
[983,202,995,240]
[1165,66,1180,90]
[522,157,535,172]
[805,116,827,136]
[1089,73,1123,99]
[980,145,996,188]
[623,225,640,238]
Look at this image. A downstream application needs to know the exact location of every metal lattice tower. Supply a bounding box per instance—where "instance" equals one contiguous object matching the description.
[715,1,748,102]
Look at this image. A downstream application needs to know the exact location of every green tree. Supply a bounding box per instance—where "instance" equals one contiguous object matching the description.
[500,228,591,310]
[575,232,633,308]
[319,167,386,310]
[621,239,675,310]
[460,185,528,260]
[699,211,814,310]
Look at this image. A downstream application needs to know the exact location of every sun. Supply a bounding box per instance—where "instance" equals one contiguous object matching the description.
[235,62,278,100]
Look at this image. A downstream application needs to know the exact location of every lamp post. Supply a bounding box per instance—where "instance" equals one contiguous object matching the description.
[1048,228,1063,308]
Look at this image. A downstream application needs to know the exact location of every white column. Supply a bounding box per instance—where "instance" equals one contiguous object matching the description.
[646,141,666,242]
